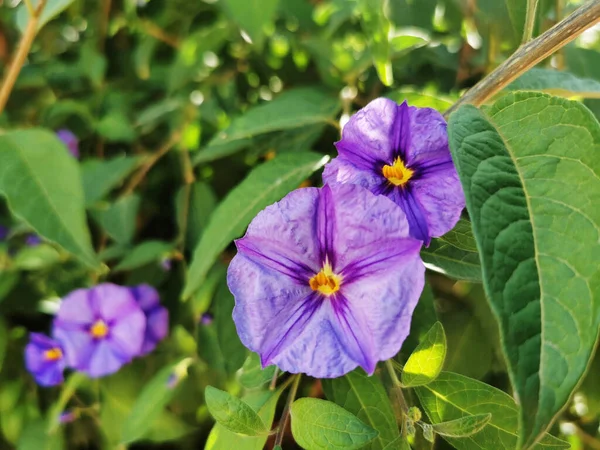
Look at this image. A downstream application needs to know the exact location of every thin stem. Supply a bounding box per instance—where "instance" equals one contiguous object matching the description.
[385,360,410,437]
[554,0,565,70]
[121,131,181,196]
[445,0,600,117]
[98,0,112,52]
[273,374,301,449]
[141,20,180,48]
[24,0,35,16]
[523,0,540,43]
[0,0,47,114]
[385,360,402,387]
[269,367,280,391]
[176,149,195,251]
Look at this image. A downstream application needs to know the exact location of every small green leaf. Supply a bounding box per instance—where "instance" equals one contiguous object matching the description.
[91,195,140,246]
[113,240,174,271]
[422,423,434,443]
[431,413,491,437]
[121,359,192,444]
[221,0,279,49]
[402,322,446,387]
[290,398,379,450]
[415,372,570,450]
[183,152,329,299]
[238,353,278,390]
[16,0,76,33]
[80,156,141,206]
[508,68,600,98]
[322,369,400,450]
[12,245,61,271]
[0,130,98,269]
[205,386,268,436]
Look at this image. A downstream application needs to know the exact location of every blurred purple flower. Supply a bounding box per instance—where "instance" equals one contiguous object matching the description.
[25,333,66,387]
[56,129,80,159]
[0,225,8,241]
[200,312,213,326]
[323,98,465,245]
[160,258,172,271]
[26,234,42,246]
[129,284,169,356]
[227,184,425,378]
[59,410,79,424]
[53,283,146,378]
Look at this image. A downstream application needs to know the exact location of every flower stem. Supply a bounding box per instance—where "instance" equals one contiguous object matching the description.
[445,0,600,117]
[0,0,47,115]
[385,360,410,436]
[523,0,540,43]
[273,374,301,449]
[269,367,280,391]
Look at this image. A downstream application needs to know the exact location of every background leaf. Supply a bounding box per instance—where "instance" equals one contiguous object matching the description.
[205,386,268,436]
[507,68,600,98]
[80,156,141,207]
[91,195,140,246]
[448,92,600,448]
[221,0,279,49]
[16,0,76,33]
[431,413,491,437]
[402,322,446,387]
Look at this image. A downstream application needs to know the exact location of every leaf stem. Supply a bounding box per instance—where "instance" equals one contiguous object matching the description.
[385,359,402,387]
[269,367,280,391]
[0,0,47,115]
[445,0,600,117]
[523,0,540,43]
[273,374,301,448]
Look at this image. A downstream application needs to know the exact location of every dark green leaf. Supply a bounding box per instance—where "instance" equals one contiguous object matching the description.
[431,413,491,437]
[205,386,268,436]
[113,240,174,272]
[0,130,98,269]
[221,0,279,49]
[402,322,446,387]
[183,152,329,298]
[505,0,527,41]
[17,419,64,450]
[415,372,569,450]
[176,181,217,251]
[80,156,141,206]
[322,369,400,450]
[291,398,379,450]
[238,353,278,390]
[91,195,140,246]
[448,92,600,448]
[508,68,600,98]
[214,280,247,374]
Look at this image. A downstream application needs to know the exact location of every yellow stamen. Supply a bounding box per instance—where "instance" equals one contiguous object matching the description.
[90,320,109,339]
[309,261,341,296]
[382,157,414,187]
[43,347,63,361]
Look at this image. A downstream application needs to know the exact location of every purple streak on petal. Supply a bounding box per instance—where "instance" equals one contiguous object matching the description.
[24,333,65,387]
[334,97,400,170]
[390,188,430,245]
[316,185,337,267]
[56,129,80,159]
[236,238,314,283]
[396,101,411,161]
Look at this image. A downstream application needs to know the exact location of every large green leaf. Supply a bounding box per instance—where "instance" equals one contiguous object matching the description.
[415,372,569,450]
[80,156,141,206]
[508,68,600,99]
[222,0,279,49]
[322,369,400,450]
[421,219,481,282]
[448,92,600,448]
[193,88,339,166]
[205,386,268,436]
[402,322,446,387]
[290,398,379,450]
[183,152,329,299]
[214,280,247,374]
[0,130,98,269]
[91,195,140,246]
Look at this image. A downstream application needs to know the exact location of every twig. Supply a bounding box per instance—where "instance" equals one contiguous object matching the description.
[0,0,47,114]
[273,374,301,449]
[140,20,180,48]
[121,131,181,196]
[176,149,196,251]
[98,0,112,52]
[523,0,540,43]
[445,1,600,117]
[576,426,600,450]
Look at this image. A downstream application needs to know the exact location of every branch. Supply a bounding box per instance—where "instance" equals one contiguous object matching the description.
[0,0,47,114]
[445,0,600,117]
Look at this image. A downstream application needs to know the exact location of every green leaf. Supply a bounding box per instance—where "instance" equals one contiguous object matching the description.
[221,0,279,49]
[402,322,446,387]
[121,359,192,444]
[12,245,61,271]
[91,195,140,246]
[291,398,379,450]
[507,68,600,99]
[238,353,278,390]
[387,90,455,113]
[176,181,217,251]
[322,369,400,450]
[0,319,7,374]
[421,218,481,282]
[402,282,437,355]
[214,280,248,374]
[113,240,174,271]
[96,112,136,143]
[359,0,393,86]
[448,92,600,448]
[80,156,141,206]
[431,413,492,437]
[193,88,339,165]
[505,0,527,41]
[16,0,76,33]
[0,130,98,269]
[183,152,329,299]
[415,372,569,450]
[381,436,411,450]
[205,388,285,450]
[205,386,268,436]
[17,419,64,450]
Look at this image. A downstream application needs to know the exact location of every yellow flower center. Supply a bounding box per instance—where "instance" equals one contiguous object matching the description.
[382,157,414,187]
[309,262,341,296]
[90,320,109,339]
[43,347,63,361]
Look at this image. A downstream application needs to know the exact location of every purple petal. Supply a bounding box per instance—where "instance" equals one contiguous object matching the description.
[316,185,336,266]
[56,129,79,159]
[130,284,160,311]
[140,307,169,355]
[402,106,450,168]
[0,225,9,241]
[85,339,131,377]
[24,333,65,387]
[322,157,382,193]
[55,289,95,325]
[89,283,140,322]
[334,97,401,169]
[108,307,147,358]
[388,188,431,244]
[52,327,94,369]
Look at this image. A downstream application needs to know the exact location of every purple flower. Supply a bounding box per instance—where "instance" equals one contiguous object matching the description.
[52,283,146,378]
[0,225,8,241]
[59,410,79,424]
[160,258,172,272]
[25,333,66,386]
[26,234,42,246]
[56,129,79,159]
[200,312,214,326]
[323,98,465,245]
[227,184,425,378]
[129,284,169,356]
